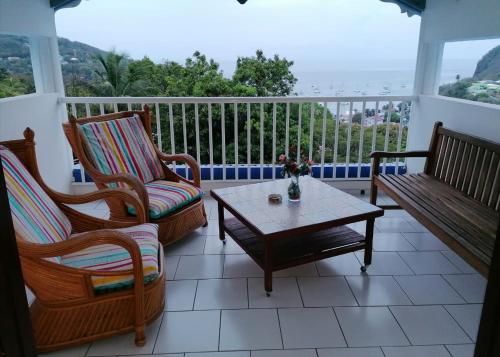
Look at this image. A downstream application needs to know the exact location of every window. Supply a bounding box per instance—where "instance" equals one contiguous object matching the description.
[439,38,500,105]
[0,34,35,99]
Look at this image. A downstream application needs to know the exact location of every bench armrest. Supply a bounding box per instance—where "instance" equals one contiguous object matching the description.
[370,150,431,159]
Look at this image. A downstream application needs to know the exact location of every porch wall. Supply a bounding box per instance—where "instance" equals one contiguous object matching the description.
[0,94,73,192]
[407,0,500,172]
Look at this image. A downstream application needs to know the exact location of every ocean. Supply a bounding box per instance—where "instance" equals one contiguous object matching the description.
[220,58,478,97]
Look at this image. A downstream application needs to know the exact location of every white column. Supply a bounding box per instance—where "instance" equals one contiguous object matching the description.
[29,35,65,95]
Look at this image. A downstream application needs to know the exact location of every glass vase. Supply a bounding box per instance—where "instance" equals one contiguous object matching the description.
[288,175,301,202]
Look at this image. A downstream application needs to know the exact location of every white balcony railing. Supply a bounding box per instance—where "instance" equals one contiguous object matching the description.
[62,95,416,183]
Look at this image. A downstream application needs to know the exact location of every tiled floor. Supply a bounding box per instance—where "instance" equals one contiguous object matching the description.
[43,194,486,357]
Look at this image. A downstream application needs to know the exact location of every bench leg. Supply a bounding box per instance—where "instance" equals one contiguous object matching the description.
[363,218,375,270]
[370,182,378,206]
[264,240,273,296]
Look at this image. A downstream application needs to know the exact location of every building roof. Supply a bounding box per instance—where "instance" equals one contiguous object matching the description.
[50,0,426,16]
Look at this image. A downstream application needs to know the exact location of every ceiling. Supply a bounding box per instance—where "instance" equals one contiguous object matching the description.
[50,0,426,16]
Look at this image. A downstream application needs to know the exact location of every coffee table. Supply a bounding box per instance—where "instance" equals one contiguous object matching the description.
[210,176,384,294]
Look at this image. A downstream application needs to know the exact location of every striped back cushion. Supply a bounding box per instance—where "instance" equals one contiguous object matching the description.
[1,146,72,263]
[79,114,164,186]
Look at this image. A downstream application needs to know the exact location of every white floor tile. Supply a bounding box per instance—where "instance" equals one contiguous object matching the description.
[165,234,207,256]
[274,263,318,277]
[394,275,465,305]
[443,274,486,303]
[278,308,346,349]
[298,277,357,307]
[317,347,384,357]
[219,309,282,351]
[346,276,411,306]
[382,345,452,357]
[204,235,245,255]
[390,305,471,345]
[402,232,450,251]
[223,254,263,278]
[186,352,250,357]
[87,314,162,356]
[194,278,248,310]
[154,310,220,353]
[175,255,224,279]
[335,306,409,347]
[316,253,363,276]
[165,255,180,280]
[446,344,475,357]
[398,251,461,275]
[373,233,416,252]
[375,218,416,233]
[165,280,197,311]
[251,349,316,357]
[248,278,302,308]
[445,304,482,342]
[441,251,478,274]
[354,252,413,275]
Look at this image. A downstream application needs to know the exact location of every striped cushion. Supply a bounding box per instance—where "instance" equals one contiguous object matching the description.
[127,180,204,219]
[62,223,160,292]
[1,146,72,264]
[79,115,164,186]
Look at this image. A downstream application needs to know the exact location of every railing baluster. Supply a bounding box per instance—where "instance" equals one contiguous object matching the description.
[234,103,239,180]
[285,102,290,158]
[155,103,162,151]
[85,103,91,117]
[308,103,315,162]
[168,103,176,172]
[297,103,302,162]
[247,103,251,179]
[70,103,86,183]
[395,102,405,174]
[272,102,277,180]
[127,103,132,111]
[181,103,188,179]
[345,101,354,179]
[320,102,327,179]
[221,103,226,180]
[70,103,77,118]
[260,103,264,180]
[370,101,380,178]
[113,103,118,113]
[208,104,214,180]
[357,101,367,178]
[195,103,201,165]
[333,102,340,179]
[99,103,105,115]
[383,101,393,174]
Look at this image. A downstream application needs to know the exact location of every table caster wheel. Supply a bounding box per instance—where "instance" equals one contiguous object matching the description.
[360,265,367,273]
[222,239,227,245]
[266,292,271,297]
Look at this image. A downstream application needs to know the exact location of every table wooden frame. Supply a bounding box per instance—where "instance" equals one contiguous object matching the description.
[211,179,383,294]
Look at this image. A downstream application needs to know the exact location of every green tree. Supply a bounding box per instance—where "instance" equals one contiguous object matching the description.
[94,51,131,96]
[233,50,297,96]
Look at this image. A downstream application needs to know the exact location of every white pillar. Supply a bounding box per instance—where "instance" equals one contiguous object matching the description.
[30,35,65,95]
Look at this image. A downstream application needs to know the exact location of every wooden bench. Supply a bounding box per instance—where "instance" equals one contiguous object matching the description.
[370,121,500,277]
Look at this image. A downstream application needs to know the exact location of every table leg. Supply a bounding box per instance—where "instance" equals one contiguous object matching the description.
[362,218,375,272]
[264,240,273,296]
[217,202,226,244]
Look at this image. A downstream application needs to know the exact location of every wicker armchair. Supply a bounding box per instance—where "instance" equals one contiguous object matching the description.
[1,129,165,353]
[63,106,207,246]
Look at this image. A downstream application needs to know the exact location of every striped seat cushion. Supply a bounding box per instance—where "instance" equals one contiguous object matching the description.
[1,146,72,264]
[79,114,164,186]
[127,180,204,219]
[62,223,160,292]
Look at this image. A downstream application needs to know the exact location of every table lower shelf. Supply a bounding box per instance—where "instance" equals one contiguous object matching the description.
[223,218,366,271]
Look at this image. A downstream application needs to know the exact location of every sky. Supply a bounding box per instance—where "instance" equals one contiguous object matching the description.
[55,0,499,74]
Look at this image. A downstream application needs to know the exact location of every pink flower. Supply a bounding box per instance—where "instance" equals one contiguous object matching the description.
[279,154,286,162]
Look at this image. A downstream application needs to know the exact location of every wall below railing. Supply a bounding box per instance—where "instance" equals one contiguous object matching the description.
[63,95,415,184]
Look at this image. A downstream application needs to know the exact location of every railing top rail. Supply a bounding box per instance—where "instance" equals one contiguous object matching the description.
[62,95,417,105]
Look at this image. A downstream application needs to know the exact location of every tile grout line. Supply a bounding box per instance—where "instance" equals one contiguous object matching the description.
[439,273,470,304]
[441,304,476,343]
[217,309,222,352]
[275,308,285,350]
[391,275,416,306]
[387,305,412,346]
[331,306,348,348]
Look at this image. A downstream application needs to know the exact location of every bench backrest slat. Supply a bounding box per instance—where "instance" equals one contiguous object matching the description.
[425,122,500,212]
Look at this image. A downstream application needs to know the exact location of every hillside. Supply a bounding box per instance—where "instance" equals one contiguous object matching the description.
[473,44,500,81]
[0,34,108,80]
